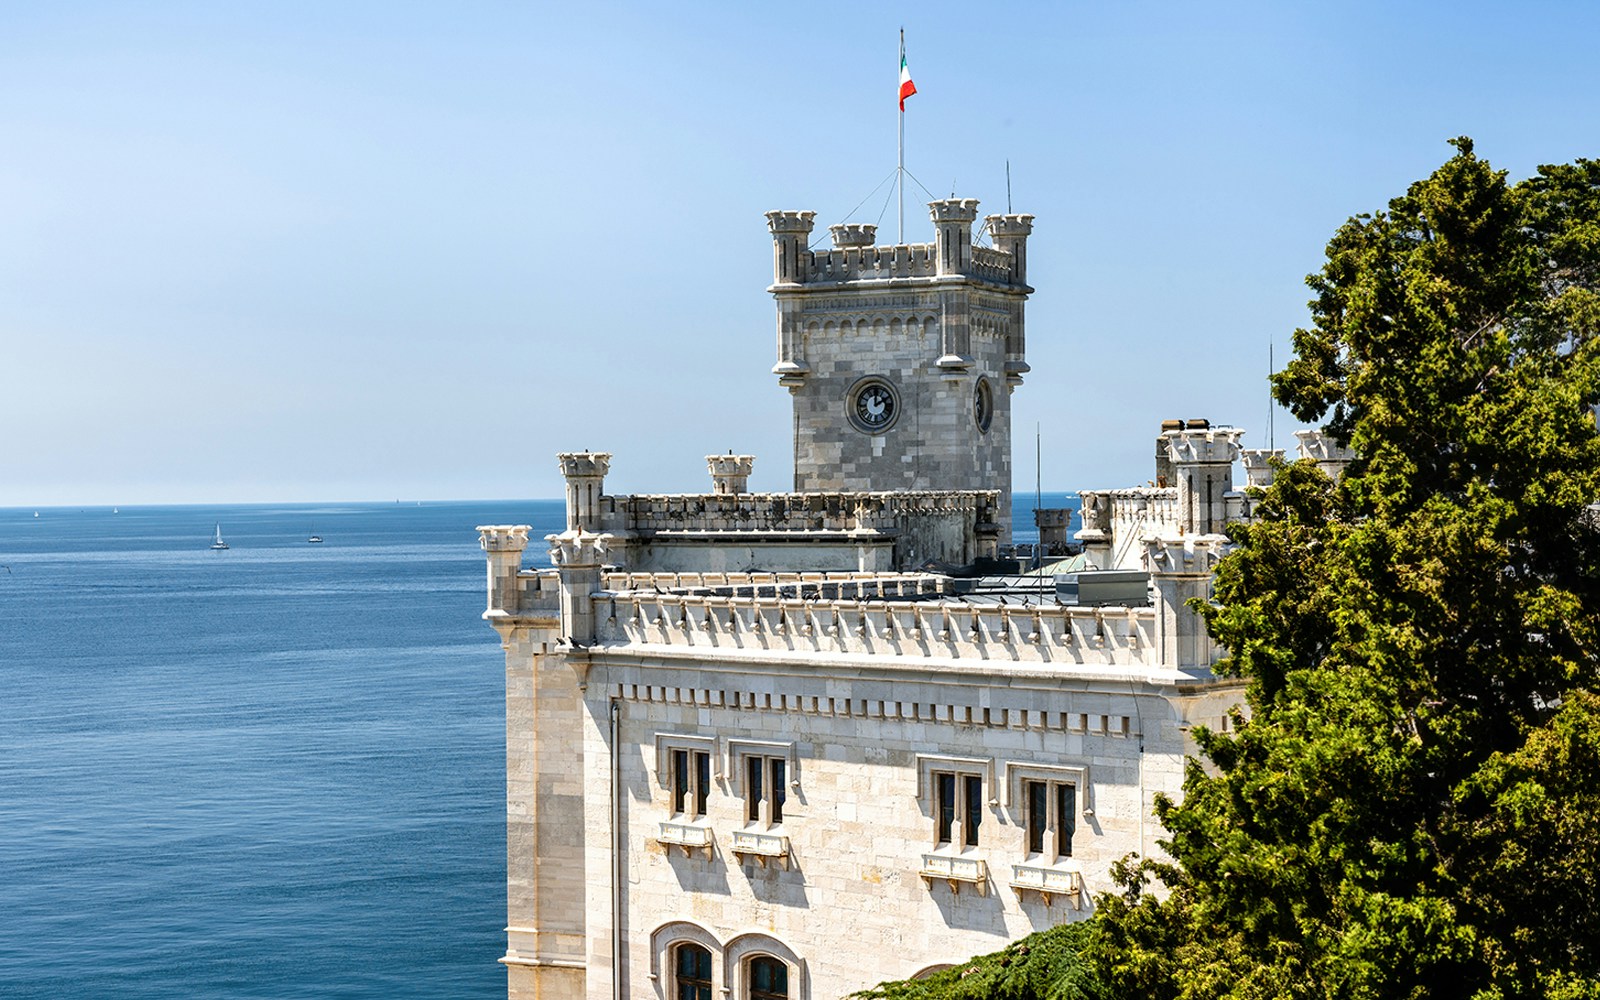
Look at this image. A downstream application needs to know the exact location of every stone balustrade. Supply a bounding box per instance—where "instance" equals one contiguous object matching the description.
[592,592,1169,669]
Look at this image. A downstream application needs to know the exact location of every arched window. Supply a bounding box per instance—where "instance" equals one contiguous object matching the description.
[674,943,713,1000]
[748,955,789,1000]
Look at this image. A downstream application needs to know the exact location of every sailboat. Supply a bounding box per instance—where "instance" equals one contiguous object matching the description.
[210,524,229,550]
[307,529,323,543]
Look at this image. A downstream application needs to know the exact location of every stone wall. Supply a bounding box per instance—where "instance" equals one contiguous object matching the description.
[579,653,1230,1000]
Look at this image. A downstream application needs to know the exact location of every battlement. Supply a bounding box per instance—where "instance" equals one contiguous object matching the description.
[807,242,940,282]
[768,199,1030,289]
[605,489,998,536]
[791,242,1021,286]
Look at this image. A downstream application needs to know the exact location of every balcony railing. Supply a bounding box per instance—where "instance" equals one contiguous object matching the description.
[1009,862,1082,906]
[730,829,791,868]
[656,821,714,858]
[919,853,988,894]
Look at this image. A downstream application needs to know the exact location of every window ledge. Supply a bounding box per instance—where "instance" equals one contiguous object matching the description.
[919,853,988,894]
[1009,862,1082,906]
[730,829,791,868]
[657,821,714,857]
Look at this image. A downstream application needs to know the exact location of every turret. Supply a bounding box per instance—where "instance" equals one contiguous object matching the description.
[1295,429,1355,479]
[930,199,980,371]
[829,223,876,248]
[1033,507,1070,554]
[478,525,531,617]
[558,452,610,532]
[766,210,816,285]
[929,198,980,276]
[1144,534,1227,668]
[1074,491,1113,569]
[707,454,755,495]
[1164,426,1243,535]
[985,213,1034,284]
[552,453,613,644]
[1240,449,1284,489]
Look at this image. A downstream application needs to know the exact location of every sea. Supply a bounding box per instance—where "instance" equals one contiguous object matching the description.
[0,494,1074,999]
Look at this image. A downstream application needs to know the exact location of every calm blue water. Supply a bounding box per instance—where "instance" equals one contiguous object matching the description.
[0,493,1072,998]
[0,500,564,999]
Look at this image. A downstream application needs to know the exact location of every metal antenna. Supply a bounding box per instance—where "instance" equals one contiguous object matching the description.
[1268,342,1275,451]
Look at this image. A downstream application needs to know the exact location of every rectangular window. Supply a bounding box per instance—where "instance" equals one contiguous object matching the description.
[936,772,956,844]
[671,748,711,820]
[744,755,787,827]
[1026,780,1048,854]
[1023,778,1077,861]
[934,771,984,848]
[1057,783,1076,858]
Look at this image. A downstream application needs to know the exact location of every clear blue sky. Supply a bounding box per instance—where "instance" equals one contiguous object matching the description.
[4,1,1597,505]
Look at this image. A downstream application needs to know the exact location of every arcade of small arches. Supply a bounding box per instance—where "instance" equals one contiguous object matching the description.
[650,921,807,1000]
[800,314,1010,341]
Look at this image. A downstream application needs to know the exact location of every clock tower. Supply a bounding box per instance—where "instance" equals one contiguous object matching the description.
[766,198,1034,543]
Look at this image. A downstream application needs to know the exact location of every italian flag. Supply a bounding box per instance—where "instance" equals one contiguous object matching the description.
[899,39,917,111]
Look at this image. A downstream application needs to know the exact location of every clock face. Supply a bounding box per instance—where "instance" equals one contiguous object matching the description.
[974,377,994,433]
[849,378,899,433]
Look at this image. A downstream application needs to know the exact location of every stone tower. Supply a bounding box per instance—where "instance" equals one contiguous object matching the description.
[766,199,1034,543]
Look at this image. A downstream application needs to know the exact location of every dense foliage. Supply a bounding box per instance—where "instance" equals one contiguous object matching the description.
[856,140,1600,1000]
[1093,140,1600,1000]
[850,921,1105,1000]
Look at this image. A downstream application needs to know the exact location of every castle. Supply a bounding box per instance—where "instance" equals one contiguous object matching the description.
[476,199,1344,1000]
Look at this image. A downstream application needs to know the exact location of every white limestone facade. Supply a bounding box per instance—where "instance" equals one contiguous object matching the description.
[480,465,1245,1000]
[478,198,1261,1000]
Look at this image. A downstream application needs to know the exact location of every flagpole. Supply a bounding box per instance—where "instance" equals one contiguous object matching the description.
[897,28,905,244]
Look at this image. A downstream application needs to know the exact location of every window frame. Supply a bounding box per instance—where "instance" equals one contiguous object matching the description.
[746,953,790,1000]
[673,942,714,1000]
[916,755,994,852]
[1021,777,1078,862]
[1004,761,1091,864]
[728,739,796,831]
[653,733,719,821]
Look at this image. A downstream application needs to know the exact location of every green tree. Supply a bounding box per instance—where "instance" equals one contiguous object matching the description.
[1095,140,1600,1000]
[850,921,1106,1000]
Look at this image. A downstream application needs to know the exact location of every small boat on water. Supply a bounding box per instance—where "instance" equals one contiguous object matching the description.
[210,524,229,550]
[307,533,323,544]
